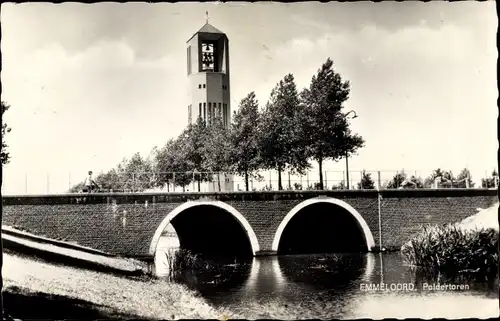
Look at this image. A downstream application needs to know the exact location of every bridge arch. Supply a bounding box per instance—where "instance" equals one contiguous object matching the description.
[271,197,375,253]
[149,201,260,257]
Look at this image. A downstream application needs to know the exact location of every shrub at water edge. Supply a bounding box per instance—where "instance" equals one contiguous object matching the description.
[163,249,239,276]
[164,249,201,277]
[401,224,498,278]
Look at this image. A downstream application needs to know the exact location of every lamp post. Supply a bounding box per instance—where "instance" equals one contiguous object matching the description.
[345,149,350,190]
[343,110,358,190]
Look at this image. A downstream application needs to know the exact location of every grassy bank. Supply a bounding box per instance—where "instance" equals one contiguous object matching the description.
[3,285,148,320]
[401,224,498,278]
[2,252,238,320]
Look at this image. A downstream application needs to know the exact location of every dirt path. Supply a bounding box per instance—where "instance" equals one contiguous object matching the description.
[459,203,499,231]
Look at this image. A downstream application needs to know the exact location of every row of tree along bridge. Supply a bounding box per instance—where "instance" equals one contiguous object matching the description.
[71,58,363,193]
[69,168,499,193]
[63,56,497,193]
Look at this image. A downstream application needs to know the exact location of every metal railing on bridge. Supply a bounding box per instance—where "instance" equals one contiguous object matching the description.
[2,169,498,195]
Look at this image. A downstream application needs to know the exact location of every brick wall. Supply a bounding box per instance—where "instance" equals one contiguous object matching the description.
[226,194,380,252]
[2,189,497,259]
[378,190,497,250]
[1,200,182,257]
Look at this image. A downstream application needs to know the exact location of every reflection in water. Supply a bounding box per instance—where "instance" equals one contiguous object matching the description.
[154,236,498,319]
[363,253,376,282]
[242,257,285,296]
[172,259,252,301]
[277,253,369,291]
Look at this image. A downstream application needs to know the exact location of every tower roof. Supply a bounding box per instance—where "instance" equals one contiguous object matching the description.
[198,22,224,34]
[187,23,226,42]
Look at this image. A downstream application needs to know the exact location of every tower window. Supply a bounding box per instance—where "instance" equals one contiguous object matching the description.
[203,84,206,88]
[203,102,207,122]
[188,104,192,124]
[187,46,192,75]
[199,84,202,89]
[199,103,202,119]
[223,103,227,128]
[208,103,212,124]
[218,102,222,118]
[201,41,217,72]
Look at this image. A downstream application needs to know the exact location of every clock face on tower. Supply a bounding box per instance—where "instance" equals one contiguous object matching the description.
[201,42,215,71]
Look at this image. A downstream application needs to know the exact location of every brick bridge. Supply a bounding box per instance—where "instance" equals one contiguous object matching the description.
[2,189,497,262]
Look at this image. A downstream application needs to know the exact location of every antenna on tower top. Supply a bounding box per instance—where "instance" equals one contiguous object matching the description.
[205,10,209,24]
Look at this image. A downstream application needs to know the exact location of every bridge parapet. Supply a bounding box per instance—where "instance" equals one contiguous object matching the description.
[3,190,380,205]
[2,188,496,205]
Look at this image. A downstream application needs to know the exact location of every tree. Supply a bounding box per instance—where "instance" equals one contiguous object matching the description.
[331,181,346,190]
[154,139,181,191]
[227,92,262,191]
[301,58,364,190]
[386,171,407,189]
[386,170,424,189]
[424,168,443,188]
[2,101,12,165]
[406,175,424,188]
[95,169,123,191]
[455,168,475,188]
[258,74,310,190]
[182,117,210,191]
[481,170,498,188]
[202,116,231,191]
[118,152,154,192]
[154,118,216,192]
[357,170,375,190]
[168,133,196,191]
[424,168,455,188]
[68,166,125,193]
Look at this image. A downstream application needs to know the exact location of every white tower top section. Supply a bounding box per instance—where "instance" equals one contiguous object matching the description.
[186,21,231,129]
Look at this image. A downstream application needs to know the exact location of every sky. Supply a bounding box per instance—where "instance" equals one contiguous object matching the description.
[1,2,498,194]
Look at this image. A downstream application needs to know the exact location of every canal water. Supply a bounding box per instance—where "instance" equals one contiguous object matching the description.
[154,236,499,319]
